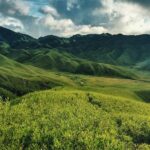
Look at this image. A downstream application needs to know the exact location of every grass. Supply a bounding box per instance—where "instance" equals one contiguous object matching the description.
[0,54,76,98]
[0,53,140,99]
[0,63,150,149]
[0,54,150,149]
[9,49,137,79]
[1,88,150,149]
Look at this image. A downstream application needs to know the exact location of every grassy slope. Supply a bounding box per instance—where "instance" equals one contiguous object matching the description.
[0,54,75,98]
[135,59,150,71]
[0,49,150,149]
[1,87,150,149]
[0,52,137,99]
[19,49,136,79]
[65,73,150,101]
[0,52,148,101]
[0,58,150,149]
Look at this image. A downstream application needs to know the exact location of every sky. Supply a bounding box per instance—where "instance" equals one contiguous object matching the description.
[0,0,150,37]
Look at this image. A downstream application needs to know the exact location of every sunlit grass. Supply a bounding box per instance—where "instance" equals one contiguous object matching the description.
[1,89,150,149]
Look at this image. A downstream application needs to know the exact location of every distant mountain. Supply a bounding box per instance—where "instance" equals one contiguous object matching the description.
[0,26,150,71]
[0,26,40,49]
[39,34,150,69]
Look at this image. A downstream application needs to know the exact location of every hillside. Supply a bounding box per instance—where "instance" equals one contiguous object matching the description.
[0,54,76,99]
[18,50,136,79]
[0,42,136,79]
[0,26,150,149]
[1,88,150,149]
[0,53,138,100]
[39,34,150,70]
[0,26,40,49]
[0,26,150,71]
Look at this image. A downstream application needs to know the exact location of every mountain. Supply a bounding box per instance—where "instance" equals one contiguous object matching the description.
[39,34,150,70]
[0,26,150,71]
[0,27,137,78]
[0,26,40,49]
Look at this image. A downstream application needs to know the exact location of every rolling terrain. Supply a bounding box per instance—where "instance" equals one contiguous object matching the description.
[0,54,76,99]
[1,26,150,71]
[0,26,150,149]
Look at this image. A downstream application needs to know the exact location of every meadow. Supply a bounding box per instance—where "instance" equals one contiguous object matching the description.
[0,71,150,150]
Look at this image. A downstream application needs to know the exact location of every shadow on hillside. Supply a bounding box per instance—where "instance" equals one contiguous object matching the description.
[136,90,150,103]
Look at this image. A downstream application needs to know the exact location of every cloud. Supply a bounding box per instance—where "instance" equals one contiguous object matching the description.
[0,0,150,37]
[0,0,38,35]
[0,16,24,32]
[39,5,59,17]
[38,14,107,37]
[49,0,103,25]
[0,0,30,16]
[66,0,80,11]
[120,0,150,7]
[96,0,150,34]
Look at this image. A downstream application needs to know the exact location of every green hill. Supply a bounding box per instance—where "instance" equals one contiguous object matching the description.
[135,59,150,71]
[39,34,150,70]
[14,50,136,79]
[1,89,150,149]
[0,53,137,100]
[0,54,76,99]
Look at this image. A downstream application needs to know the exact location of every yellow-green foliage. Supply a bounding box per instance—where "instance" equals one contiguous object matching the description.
[1,89,150,149]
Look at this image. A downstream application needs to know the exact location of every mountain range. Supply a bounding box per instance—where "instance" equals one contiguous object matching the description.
[0,26,150,70]
[0,26,149,98]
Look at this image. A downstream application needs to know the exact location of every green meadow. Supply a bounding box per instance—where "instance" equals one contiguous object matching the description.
[0,26,150,149]
[0,69,150,149]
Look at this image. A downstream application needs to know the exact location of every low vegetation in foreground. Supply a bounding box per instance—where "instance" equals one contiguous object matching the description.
[0,74,150,149]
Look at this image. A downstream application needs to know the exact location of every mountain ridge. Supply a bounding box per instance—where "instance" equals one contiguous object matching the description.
[0,26,150,71]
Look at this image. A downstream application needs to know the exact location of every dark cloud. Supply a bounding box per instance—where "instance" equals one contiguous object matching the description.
[48,0,150,27]
[0,0,30,16]
[49,0,106,25]
[117,0,150,7]
[0,0,38,36]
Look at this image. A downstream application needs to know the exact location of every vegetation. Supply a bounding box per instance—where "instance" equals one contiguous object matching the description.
[20,50,136,79]
[0,26,150,149]
[1,88,150,149]
[0,70,150,149]
[1,26,150,71]
[0,54,76,98]
[38,34,150,70]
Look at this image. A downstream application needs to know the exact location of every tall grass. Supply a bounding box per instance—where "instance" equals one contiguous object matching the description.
[1,90,150,149]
